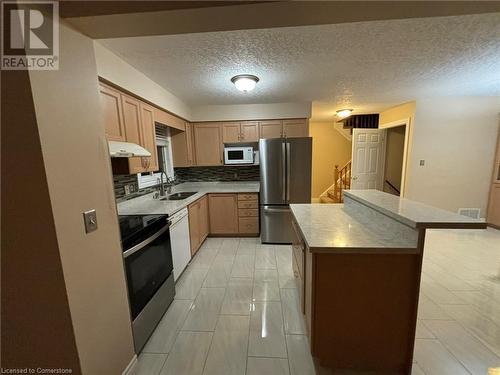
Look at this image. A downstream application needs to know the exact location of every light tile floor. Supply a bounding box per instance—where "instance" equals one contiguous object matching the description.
[134,228,500,375]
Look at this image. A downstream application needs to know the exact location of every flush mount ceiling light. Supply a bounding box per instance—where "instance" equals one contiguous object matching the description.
[336,109,353,119]
[231,74,259,92]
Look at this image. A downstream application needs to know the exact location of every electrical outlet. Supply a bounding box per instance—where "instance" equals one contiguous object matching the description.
[130,184,135,192]
[419,160,425,166]
[124,185,130,195]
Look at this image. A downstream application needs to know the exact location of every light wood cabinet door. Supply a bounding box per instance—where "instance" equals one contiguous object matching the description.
[171,122,195,167]
[193,123,223,166]
[259,120,282,139]
[283,119,309,138]
[208,194,238,234]
[121,94,144,173]
[487,185,500,227]
[199,195,209,241]
[99,83,126,141]
[222,122,241,143]
[241,121,259,142]
[188,201,201,256]
[140,102,158,172]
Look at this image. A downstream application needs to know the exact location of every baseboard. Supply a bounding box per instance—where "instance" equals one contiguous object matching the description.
[122,354,138,375]
[311,197,320,203]
[487,223,500,230]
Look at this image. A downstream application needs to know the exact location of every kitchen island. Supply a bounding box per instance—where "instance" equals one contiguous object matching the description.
[290,190,486,374]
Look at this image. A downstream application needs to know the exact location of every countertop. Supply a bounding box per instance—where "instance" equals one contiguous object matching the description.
[290,203,419,253]
[343,190,486,229]
[117,181,259,216]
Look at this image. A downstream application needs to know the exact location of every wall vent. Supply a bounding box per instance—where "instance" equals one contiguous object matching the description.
[458,208,481,219]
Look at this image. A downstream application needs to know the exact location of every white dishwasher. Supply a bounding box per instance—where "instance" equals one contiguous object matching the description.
[169,208,191,281]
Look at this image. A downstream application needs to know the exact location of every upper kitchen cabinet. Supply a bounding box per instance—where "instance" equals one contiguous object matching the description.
[283,119,309,138]
[222,122,241,143]
[154,107,185,131]
[222,121,260,143]
[171,122,195,167]
[193,122,223,166]
[240,121,259,142]
[140,102,159,172]
[99,83,126,141]
[259,120,283,139]
[98,81,160,174]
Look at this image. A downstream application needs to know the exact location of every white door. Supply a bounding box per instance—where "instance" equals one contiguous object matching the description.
[351,128,386,190]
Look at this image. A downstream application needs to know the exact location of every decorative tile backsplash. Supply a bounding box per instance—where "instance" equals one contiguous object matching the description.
[113,165,260,201]
[174,165,260,182]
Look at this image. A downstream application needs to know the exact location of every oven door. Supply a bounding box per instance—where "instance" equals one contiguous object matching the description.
[124,223,173,320]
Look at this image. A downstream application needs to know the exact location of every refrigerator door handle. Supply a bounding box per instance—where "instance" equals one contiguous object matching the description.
[263,206,290,213]
[286,142,291,202]
[282,142,286,202]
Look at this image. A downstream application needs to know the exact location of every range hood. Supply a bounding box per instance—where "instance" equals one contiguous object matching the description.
[108,141,151,158]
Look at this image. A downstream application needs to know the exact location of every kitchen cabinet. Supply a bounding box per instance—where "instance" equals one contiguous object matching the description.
[487,128,500,228]
[240,121,259,142]
[188,195,209,256]
[237,193,259,235]
[222,121,259,143]
[193,122,223,166]
[283,119,309,138]
[258,119,309,139]
[171,122,195,167]
[154,107,185,131]
[259,120,283,139]
[98,81,159,174]
[208,194,238,234]
[222,122,241,143]
[121,93,145,174]
[99,83,126,141]
[140,102,159,172]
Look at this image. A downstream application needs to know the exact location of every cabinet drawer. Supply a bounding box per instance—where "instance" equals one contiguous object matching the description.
[238,217,259,234]
[238,193,258,201]
[238,201,258,209]
[238,208,259,217]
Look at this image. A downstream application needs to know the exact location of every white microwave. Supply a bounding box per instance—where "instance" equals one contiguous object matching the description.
[224,146,254,165]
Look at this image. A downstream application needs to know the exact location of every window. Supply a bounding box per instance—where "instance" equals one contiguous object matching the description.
[137,125,175,189]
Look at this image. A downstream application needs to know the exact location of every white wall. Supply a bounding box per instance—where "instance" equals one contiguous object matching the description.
[94,41,192,119]
[191,102,312,121]
[30,23,135,374]
[406,97,500,217]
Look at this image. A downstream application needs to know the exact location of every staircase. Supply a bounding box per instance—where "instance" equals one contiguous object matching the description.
[319,160,352,203]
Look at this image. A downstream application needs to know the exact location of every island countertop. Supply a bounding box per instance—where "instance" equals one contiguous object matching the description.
[290,203,419,252]
[117,181,259,216]
[343,190,486,229]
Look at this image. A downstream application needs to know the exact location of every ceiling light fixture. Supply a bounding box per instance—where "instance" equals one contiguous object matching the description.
[231,74,259,92]
[336,109,353,119]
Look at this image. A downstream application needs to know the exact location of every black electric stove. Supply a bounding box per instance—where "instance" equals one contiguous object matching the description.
[118,214,169,252]
[118,214,175,353]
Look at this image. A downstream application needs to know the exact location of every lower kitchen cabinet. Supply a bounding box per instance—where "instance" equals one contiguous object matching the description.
[208,194,238,234]
[188,195,209,256]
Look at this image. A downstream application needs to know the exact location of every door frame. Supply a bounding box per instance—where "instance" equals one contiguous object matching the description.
[379,117,411,197]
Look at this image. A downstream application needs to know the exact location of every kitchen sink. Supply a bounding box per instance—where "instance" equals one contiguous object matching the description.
[160,192,197,201]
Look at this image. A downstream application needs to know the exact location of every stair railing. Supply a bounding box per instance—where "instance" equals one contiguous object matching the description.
[334,160,352,202]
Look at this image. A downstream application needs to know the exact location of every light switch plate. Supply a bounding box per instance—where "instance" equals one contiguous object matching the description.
[419,160,425,166]
[83,209,98,233]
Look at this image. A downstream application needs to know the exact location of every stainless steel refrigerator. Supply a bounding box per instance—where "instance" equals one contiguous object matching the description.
[259,137,312,243]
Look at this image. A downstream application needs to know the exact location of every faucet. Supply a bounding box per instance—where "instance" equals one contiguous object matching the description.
[159,171,168,197]
[159,172,175,197]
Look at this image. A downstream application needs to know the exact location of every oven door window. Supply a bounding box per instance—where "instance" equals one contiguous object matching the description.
[227,150,244,160]
[125,228,173,320]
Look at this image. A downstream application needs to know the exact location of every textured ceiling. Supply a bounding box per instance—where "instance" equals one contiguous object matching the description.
[100,13,500,120]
